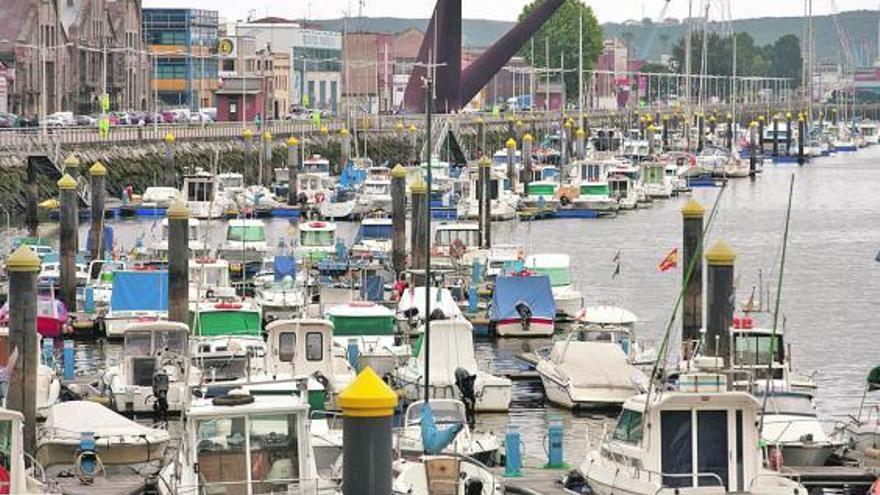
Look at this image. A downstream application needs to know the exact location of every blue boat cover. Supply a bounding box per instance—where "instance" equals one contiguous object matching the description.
[273,256,296,281]
[362,275,384,302]
[110,270,168,311]
[337,161,366,189]
[355,223,393,243]
[489,274,556,322]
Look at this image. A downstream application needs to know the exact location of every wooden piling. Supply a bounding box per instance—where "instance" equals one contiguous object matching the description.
[89,161,107,261]
[167,200,190,324]
[243,128,254,185]
[410,178,428,284]
[164,132,176,188]
[58,174,78,312]
[522,133,533,197]
[391,164,407,275]
[287,136,299,206]
[681,200,705,359]
[261,131,273,187]
[479,156,492,249]
[705,240,736,360]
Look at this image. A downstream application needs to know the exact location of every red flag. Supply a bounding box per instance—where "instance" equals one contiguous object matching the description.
[658,248,678,272]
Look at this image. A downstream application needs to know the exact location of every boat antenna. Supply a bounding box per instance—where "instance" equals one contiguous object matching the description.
[423,55,435,404]
[759,174,795,434]
[642,184,726,419]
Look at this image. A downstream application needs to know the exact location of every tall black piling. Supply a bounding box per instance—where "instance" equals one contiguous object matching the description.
[58,174,78,312]
[167,201,190,324]
[749,121,758,179]
[479,156,492,249]
[785,112,792,156]
[243,128,254,185]
[522,133,533,196]
[410,178,428,284]
[798,114,806,166]
[391,164,407,275]
[89,161,106,261]
[261,131,273,187]
[772,116,779,157]
[506,138,517,194]
[25,156,39,237]
[681,199,705,359]
[6,245,40,457]
[705,240,736,361]
[287,136,299,206]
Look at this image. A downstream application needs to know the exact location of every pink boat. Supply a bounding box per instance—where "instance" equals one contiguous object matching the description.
[0,296,69,338]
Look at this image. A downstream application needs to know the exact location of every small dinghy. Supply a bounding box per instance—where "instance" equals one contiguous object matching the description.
[489,274,556,337]
[37,401,170,495]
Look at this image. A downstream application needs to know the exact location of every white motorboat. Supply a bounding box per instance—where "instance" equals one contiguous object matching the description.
[182,169,231,219]
[149,217,207,257]
[358,177,393,213]
[159,389,335,495]
[100,321,197,415]
[570,158,619,212]
[325,302,409,377]
[759,391,843,466]
[0,408,44,493]
[395,286,463,336]
[536,331,646,409]
[641,161,673,198]
[139,186,181,209]
[392,318,511,412]
[836,365,880,453]
[393,455,503,495]
[524,253,583,319]
[351,216,393,259]
[216,218,269,265]
[254,258,308,322]
[432,222,483,268]
[38,400,170,495]
[457,167,517,221]
[294,220,338,262]
[297,172,335,205]
[490,274,556,337]
[263,318,356,404]
[580,373,808,495]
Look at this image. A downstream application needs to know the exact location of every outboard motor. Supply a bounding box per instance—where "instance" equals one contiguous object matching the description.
[429,308,447,321]
[152,369,170,422]
[464,478,484,495]
[515,302,533,332]
[454,367,477,427]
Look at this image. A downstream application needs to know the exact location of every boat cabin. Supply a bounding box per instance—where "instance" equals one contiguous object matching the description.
[177,394,322,495]
[0,409,37,494]
[296,221,337,261]
[182,171,218,204]
[577,161,611,197]
[264,319,343,380]
[121,322,188,387]
[434,223,480,251]
[606,386,764,493]
[226,219,267,245]
[730,316,786,381]
[302,155,331,175]
[217,172,245,193]
[366,166,392,182]
[189,301,263,337]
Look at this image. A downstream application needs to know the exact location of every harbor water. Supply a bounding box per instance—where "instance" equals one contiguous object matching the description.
[34,146,880,466]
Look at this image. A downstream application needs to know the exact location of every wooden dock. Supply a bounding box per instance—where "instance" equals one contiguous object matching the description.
[493,455,574,495]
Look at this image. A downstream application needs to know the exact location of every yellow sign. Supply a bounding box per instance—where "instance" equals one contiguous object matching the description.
[101,94,109,112]
[218,38,235,56]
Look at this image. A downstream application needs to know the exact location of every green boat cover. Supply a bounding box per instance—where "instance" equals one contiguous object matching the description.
[190,310,262,336]
[328,314,394,336]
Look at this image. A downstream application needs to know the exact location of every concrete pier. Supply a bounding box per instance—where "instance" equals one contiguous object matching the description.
[167,200,190,324]
[6,246,40,457]
[391,164,407,275]
[287,136,299,206]
[705,240,736,359]
[58,174,78,312]
[339,367,398,495]
[681,199,705,358]
[89,161,107,261]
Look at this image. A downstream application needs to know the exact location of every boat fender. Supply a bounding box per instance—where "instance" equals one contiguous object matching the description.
[768,446,783,471]
[212,393,255,406]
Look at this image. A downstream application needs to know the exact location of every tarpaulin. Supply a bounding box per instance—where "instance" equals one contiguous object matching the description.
[489,274,555,322]
[110,270,168,311]
[273,256,296,281]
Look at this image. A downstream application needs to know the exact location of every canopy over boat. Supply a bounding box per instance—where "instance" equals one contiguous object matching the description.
[398,287,462,321]
[490,275,556,322]
[111,270,169,312]
[43,400,170,444]
[274,255,296,281]
[325,302,395,336]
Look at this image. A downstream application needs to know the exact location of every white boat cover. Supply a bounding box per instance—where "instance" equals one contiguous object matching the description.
[551,342,643,389]
[320,200,356,218]
[420,320,477,384]
[398,287,462,320]
[44,401,170,442]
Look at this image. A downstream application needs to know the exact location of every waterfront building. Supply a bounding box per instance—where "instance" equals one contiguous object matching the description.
[143,8,219,110]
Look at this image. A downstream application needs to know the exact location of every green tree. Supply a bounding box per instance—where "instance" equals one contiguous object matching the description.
[518,0,603,104]
[768,34,802,86]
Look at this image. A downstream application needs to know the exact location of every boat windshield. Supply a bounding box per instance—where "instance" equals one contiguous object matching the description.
[300,230,334,247]
[435,228,479,248]
[761,394,815,416]
[187,180,214,202]
[612,408,643,444]
[228,226,266,242]
[195,413,301,492]
[732,333,783,366]
[124,331,153,357]
[364,183,389,195]
[192,265,229,287]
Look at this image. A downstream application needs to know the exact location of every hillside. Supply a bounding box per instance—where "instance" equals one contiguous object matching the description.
[312,10,878,65]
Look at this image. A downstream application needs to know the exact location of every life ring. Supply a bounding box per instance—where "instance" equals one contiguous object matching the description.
[212,393,255,406]
[314,192,326,203]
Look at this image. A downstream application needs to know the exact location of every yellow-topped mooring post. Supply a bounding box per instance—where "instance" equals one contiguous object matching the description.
[339,367,399,495]
[242,128,254,185]
[522,133,534,195]
[58,174,78,312]
[705,240,737,360]
[261,131,273,187]
[478,156,493,249]
[391,164,407,275]
[89,161,107,261]
[6,245,41,457]
[286,136,300,206]
[410,177,428,286]
[506,137,518,193]
[166,200,190,324]
[575,128,586,160]
[63,154,80,180]
[681,199,705,359]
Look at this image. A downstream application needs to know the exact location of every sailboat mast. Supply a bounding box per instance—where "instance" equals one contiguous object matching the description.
[685,0,693,149]
[578,10,584,129]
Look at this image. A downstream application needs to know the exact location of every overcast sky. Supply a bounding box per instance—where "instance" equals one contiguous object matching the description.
[142,0,879,24]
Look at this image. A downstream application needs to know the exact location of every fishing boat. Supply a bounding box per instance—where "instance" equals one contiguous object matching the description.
[182,169,230,219]
[524,254,583,319]
[391,318,511,412]
[149,217,206,257]
[158,389,335,495]
[759,391,843,466]
[325,302,408,377]
[727,316,815,392]
[570,159,619,213]
[263,319,356,404]
[431,222,483,269]
[351,217,393,259]
[536,330,647,409]
[100,321,195,415]
[254,255,308,322]
[837,365,880,453]
[38,400,170,495]
[189,299,262,339]
[580,372,808,495]
[294,221,337,262]
[217,218,269,265]
[523,165,561,208]
[103,270,169,339]
[490,274,555,337]
[296,173,335,205]
[357,167,393,212]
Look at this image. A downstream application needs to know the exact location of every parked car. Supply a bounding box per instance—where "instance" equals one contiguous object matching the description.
[74,115,97,127]
[42,115,65,127]
[0,112,18,128]
[110,111,131,125]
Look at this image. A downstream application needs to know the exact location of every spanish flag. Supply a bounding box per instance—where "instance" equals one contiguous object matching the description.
[658,248,678,272]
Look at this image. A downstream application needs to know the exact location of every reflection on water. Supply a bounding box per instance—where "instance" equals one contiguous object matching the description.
[26,147,880,464]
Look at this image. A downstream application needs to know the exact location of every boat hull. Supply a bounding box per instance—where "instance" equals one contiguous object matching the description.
[539,371,634,409]
[494,317,554,337]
